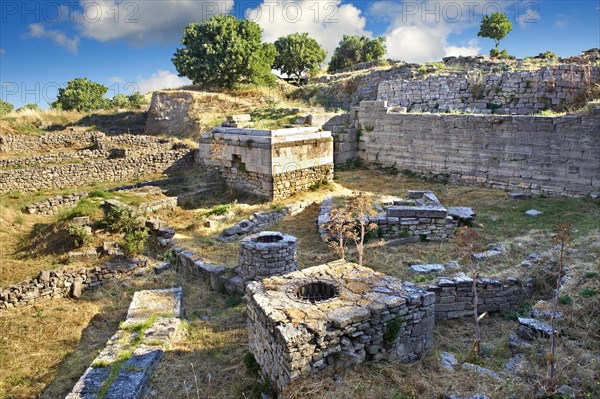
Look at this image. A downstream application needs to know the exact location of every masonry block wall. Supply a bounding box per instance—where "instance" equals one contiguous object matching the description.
[198,127,334,200]
[0,150,194,193]
[378,64,600,115]
[355,101,600,196]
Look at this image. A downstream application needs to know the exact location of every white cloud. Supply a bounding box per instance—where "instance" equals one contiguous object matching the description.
[444,39,480,58]
[23,23,80,53]
[246,0,371,58]
[136,70,191,93]
[554,12,575,29]
[371,1,485,63]
[75,0,233,46]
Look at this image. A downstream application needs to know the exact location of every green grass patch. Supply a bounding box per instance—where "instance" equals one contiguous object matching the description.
[250,107,300,129]
[204,201,236,218]
[57,198,101,221]
[477,197,600,240]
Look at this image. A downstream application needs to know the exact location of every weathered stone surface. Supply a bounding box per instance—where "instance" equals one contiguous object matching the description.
[238,231,298,283]
[447,207,477,223]
[153,262,170,275]
[197,125,333,200]
[517,317,553,337]
[409,264,445,274]
[503,353,525,375]
[319,191,456,243]
[246,260,434,393]
[440,351,458,370]
[66,288,183,399]
[525,209,542,216]
[461,362,502,380]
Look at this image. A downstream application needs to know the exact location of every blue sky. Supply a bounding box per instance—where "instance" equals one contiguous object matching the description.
[1,0,598,108]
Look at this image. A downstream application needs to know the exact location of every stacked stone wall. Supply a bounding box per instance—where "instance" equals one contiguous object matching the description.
[322,113,359,164]
[25,192,88,215]
[245,262,435,392]
[0,150,195,193]
[356,101,600,196]
[426,275,534,320]
[238,232,298,282]
[0,262,143,310]
[377,65,600,114]
[0,131,104,153]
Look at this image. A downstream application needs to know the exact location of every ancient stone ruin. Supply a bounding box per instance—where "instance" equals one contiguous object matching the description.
[246,260,435,392]
[238,231,298,283]
[198,126,333,200]
[319,191,457,243]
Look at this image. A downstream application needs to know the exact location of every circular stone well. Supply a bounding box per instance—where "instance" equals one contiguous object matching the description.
[238,231,298,282]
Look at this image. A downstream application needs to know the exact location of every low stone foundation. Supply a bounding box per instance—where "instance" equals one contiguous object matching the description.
[426,275,535,320]
[245,260,435,392]
[238,231,298,283]
[0,260,145,310]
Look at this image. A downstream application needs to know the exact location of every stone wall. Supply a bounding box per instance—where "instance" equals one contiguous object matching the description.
[238,232,298,282]
[25,192,88,215]
[425,275,535,320]
[198,127,333,200]
[355,101,600,196]
[0,130,104,153]
[245,261,435,393]
[0,149,106,169]
[0,150,195,193]
[378,64,600,115]
[322,113,359,164]
[0,261,144,310]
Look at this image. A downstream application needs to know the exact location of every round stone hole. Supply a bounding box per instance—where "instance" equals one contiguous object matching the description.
[295,281,340,304]
[254,233,284,244]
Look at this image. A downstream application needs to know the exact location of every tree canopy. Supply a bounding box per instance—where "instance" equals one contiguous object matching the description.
[328,35,386,73]
[272,33,327,83]
[478,12,513,50]
[172,15,276,89]
[51,78,109,111]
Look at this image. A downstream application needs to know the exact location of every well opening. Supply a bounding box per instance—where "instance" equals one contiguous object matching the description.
[295,280,340,303]
[254,234,284,243]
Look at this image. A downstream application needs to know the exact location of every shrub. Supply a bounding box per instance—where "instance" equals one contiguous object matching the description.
[127,92,148,108]
[16,103,39,112]
[101,205,137,233]
[539,51,557,60]
[68,224,93,248]
[243,352,260,376]
[0,99,14,116]
[383,315,405,347]
[123,228,149,256]
[490,48,511,59]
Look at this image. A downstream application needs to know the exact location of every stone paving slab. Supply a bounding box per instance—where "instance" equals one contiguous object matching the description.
[66,288,183,399]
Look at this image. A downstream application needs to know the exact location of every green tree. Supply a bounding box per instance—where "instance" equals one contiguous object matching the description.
[111,93,130,108]
[273,33,327,83]
[328,35,386,73]
[172,15,276,89]
[127,92,148,108]
[477,12,512,51]
[51,78,109,111]
[0,100,14,116]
